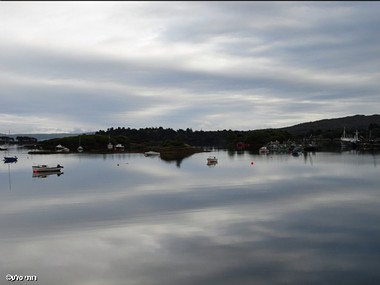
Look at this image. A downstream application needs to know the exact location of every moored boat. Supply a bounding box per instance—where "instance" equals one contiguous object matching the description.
[32,164,64,172]
[207,156,218,166]
[207,156,218,163]
[77,136,84,152]
[3,156,18,163]
[341,128,360,148]
[115,144,125,151]
[259,146,270,154]
[144,151,160,157]
[56,144,70,152]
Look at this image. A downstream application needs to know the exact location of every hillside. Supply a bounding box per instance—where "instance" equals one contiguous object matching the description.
[0,132,95,142]
[7,114,380,152]
[280,114,380,138]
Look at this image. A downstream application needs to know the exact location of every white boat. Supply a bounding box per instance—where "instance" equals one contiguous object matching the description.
[259,146,270,154]
[107,135,113,150]
[77,136,84,152]
[207,156,218,163]
[56,144,70,152]
[0,145,8,151]
[115,144,125,151]
[207,156,218,166]
[32,164,64,172]
[144,151,160,157]
[341,128,360,148]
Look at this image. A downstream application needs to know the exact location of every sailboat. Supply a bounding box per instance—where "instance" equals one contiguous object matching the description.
[2,130,17,162]
[77,135,84,152]
[107,135,113,150]
[1,131,10,150]
[340,128,360,148]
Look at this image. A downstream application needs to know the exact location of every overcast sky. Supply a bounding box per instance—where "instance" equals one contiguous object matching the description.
[1,1,379,134]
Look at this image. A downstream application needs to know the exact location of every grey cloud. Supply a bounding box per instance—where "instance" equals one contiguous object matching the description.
[1,2,380,132]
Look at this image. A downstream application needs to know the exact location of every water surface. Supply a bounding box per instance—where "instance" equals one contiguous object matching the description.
[1,149,379,285]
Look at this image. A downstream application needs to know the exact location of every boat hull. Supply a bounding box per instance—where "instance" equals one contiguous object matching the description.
[144,151,160,157]
[32,165,64,172]
[3,156,18,162]
[207,156,218,163]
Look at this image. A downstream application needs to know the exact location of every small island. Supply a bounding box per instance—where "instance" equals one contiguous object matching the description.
[27,131,207,161]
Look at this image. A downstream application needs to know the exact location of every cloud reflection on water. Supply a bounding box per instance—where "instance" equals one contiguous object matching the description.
[0,151,380,284]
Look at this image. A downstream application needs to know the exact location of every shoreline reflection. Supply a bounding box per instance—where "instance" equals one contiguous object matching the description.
[0,150,379,285]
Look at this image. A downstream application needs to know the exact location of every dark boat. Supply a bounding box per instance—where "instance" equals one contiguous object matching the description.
[3,156,18,163]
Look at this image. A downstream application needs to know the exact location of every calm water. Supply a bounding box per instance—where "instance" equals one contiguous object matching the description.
[1,148,380,285]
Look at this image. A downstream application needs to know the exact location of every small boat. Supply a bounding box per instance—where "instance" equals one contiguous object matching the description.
[32,164,64,173]
[259,146,270,154]
[207,156,218,163]
[0,146,8,151]
[144,151,160,157]
[3,156,18,163]
[56,144,70,152]
[115,144,125,151]
[340,128,360,148]
[107,135,113,150]
[77,136,84,152]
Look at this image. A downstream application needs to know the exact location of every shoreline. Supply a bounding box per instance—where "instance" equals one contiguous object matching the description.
[27,146,207,156]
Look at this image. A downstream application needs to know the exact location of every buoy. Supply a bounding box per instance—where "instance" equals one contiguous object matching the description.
[251,161,254,165]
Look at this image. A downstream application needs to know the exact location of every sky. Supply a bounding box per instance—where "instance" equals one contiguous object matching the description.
[1,1,380,134]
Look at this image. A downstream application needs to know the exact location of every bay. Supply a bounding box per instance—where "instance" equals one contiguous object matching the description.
[1,148,380,285]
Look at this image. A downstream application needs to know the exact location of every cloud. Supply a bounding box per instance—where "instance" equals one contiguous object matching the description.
[0,1,380,133]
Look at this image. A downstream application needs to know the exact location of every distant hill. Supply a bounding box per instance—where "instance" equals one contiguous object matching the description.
[0,132,95,141]
[280,114,380,137]
[2,114,379,145]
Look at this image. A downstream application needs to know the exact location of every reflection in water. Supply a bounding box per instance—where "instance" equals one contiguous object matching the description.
[5,162,14,190]
[160,156,185,168]
[0,150,379,285]
[32,171,64,179]
[303,151,315,165]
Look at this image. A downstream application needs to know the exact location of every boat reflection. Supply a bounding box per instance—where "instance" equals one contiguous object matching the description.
[32,171,64,179]
[3,160,17,164]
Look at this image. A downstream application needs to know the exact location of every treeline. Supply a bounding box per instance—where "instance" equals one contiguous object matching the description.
[34,115,380,152]
[39,134,112,151]
[34,123,380,152]
[96,127,293,149]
